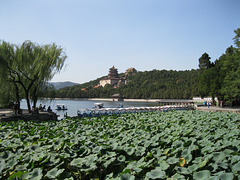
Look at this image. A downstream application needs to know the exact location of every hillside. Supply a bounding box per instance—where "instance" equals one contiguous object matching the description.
[50,81,79,90]
[55,69,200,99]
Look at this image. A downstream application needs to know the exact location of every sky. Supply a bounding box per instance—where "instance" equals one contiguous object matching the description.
[0,0,240,84]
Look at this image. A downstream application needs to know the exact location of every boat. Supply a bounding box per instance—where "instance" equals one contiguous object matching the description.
[77,105,189,118]
[94,103,104,109]
[56,104,68,110]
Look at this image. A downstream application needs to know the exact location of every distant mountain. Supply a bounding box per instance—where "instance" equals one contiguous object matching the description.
[50,81,79,90]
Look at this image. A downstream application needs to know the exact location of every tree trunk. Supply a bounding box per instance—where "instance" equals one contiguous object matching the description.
[14,83,21,114]
[211,95,215,106]
[32,87,38,109]
[33,98,37,109]
[25,90,31,113]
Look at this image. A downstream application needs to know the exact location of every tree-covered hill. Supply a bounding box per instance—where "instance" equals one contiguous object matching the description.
[50,81,79,90]
[55,69,200,99]
[55,28,240,105]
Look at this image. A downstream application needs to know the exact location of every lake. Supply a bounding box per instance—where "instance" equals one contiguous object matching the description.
[20,99,158,118]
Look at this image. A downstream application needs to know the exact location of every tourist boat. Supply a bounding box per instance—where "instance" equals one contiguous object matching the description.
[94,103,104,109]
[56,104,68,110]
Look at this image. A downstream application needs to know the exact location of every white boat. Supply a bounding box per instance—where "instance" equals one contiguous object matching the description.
[94,103,104,109]
[56,104,68,110]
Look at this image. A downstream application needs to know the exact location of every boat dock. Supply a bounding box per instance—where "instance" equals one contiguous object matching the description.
[77,105,191,118]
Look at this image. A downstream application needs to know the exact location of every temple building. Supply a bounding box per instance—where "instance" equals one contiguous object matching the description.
[99,66,126,87]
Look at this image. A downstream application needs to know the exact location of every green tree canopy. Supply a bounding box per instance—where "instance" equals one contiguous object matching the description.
[215,46,240,105]
[233,28,240,48]
[198,28,240,106]
[0,40,67,112]
[198,52,212,71]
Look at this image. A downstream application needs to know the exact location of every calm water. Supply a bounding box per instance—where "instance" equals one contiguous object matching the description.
[20,99,158,118]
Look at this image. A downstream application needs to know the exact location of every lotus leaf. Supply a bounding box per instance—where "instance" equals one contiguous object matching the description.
[135,146,146,156]
[181,149,189,157]
[213,152,226,162]
[193,170,211,180]
[85,154,98,165]
[0,161,5,174]
[24,168,43,180]
[232,161,240,173]
[106,151,117,158]
[92,146,102,154]
[6,158,18,169]
[144,140,151,148]
[231,156,240,164]
[184,153,192,164]
[16,164,28,171]
[145,167,166,179]
[120,173,135,180]
[118,155,126,162]
[175,167,190,175]
[187,164,199,173]
[111,142,119,150]
[45,167,65,179]
[125,147,135,156]
[0,110,239,179]
[198,159,207,168]
[219,173,234,180]
[157,160,169,171]
[179,158,186,167]
[172,140,183,148]
[171,173,185,179]
[0,150,13,160]
[70,157,86,167]
[208,176,219,180]
[217,162,228,169]
[124,160,145,173]
[103,157,116,168]
[150,148,162,158]
[167,157,178,164]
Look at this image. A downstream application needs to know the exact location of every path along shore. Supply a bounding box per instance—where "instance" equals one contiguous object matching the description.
[0,109,57,122]
[195,105,240,114]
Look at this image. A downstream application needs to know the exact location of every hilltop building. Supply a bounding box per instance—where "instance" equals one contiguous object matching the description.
[99,66,126,88]
[125,67,137,77]
[99,66,137,88]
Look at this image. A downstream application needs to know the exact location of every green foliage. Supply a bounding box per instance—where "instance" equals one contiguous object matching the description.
[56,69,200,99]
[197,28,240,106]
[198,52,212,71]
[0,40,67,111]
[233,28,240,49]
[0,111,239,179]
[215,46,240,105]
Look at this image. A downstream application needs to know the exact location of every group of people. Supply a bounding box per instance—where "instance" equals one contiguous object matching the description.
[204,101,211,108]
[31,104,52,113]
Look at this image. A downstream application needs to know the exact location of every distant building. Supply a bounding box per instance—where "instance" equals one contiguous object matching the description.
[125,67,137,77]
[112,94,124,101]
[99,66,126,87]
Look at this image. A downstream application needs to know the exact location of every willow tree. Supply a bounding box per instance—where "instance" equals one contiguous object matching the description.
[0,41,23,112]
[0,40,67,112]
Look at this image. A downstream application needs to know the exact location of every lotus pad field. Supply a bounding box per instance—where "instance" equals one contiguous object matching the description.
[0,111,240,180]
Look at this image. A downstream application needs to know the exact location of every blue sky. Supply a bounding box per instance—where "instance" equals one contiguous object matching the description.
[1,0,240,84]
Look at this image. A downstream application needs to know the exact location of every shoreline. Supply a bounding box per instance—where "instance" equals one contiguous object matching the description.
[47,98,193,103]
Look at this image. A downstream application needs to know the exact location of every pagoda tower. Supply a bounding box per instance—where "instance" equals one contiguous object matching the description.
[99,66,126,87]
[108,66,119,79]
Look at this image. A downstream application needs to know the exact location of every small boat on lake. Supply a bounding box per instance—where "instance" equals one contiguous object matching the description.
[94,103,104,109]
[56,104,68,110]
